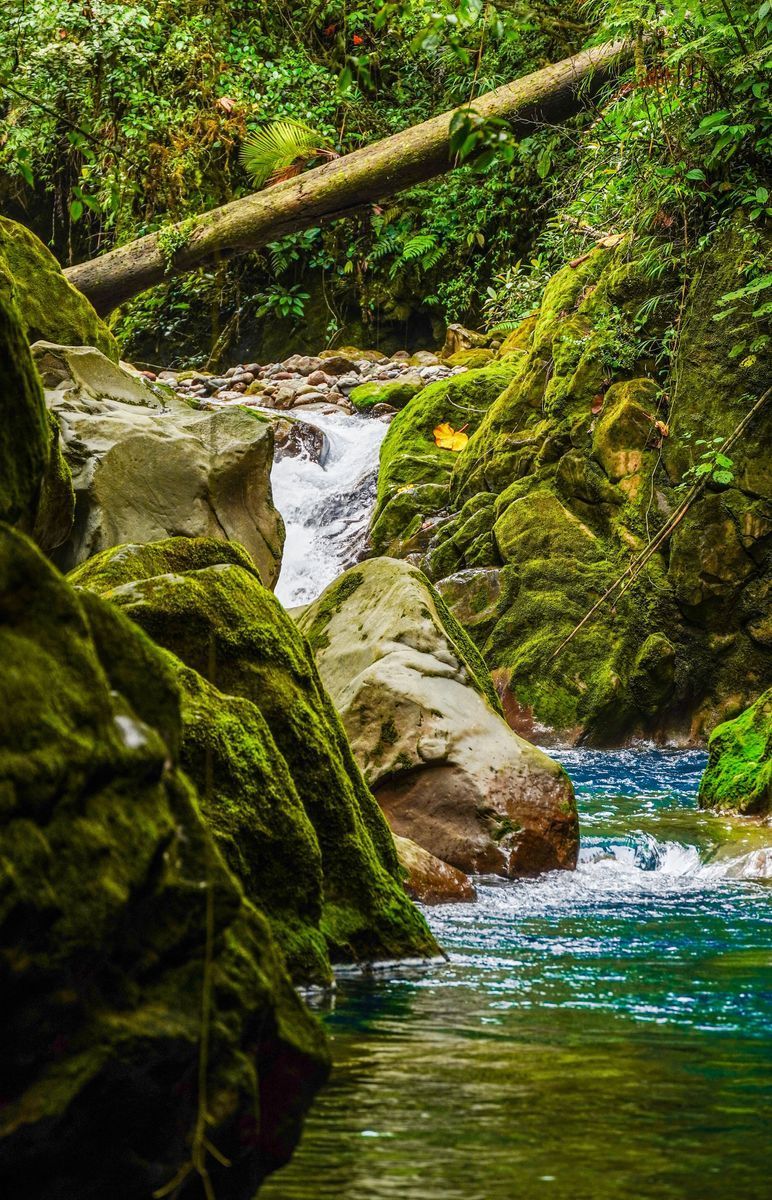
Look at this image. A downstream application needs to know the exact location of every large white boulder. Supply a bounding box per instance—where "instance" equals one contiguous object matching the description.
[34,342,284,585]
[297,557,578,877]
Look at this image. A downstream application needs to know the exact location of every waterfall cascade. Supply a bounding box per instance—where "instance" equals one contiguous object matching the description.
[271,409,389,608]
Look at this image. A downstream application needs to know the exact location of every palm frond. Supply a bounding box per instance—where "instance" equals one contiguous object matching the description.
[240,120,335,189]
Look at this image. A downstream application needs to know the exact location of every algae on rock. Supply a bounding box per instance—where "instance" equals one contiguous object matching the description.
[0,284,74,552]
[370,361,519,558]
[0,216,118,360]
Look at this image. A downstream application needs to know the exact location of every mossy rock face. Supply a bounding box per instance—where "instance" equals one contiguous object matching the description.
[71,537,438,969]
[298,558,578,878]
[0,285,74,551]
[78,575,330,984]
[0,216,118,360]
[592,379,659,491]
[698,689,772,816]
[349,376,424,412]
[373,237,771,744]
[0,524,328,1200]
[370,362,518,556]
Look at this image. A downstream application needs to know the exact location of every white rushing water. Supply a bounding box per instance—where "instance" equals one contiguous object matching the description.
[272,408,388,608]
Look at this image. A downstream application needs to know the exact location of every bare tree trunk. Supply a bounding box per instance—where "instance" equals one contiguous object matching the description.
[65,40,631,314]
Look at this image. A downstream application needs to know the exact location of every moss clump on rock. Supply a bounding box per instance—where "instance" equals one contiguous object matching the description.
[349,376,425,411]
[79,580,331,983]
[0,523,328,1200]
[0,284,74,551]
[0,216,119,360]
[71,536,438,970]
[370,362,518,556]
[698,689,772,816]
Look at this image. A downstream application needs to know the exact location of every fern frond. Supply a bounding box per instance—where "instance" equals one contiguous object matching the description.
[420,246,444,270]
[401,233,437,261]
[240,120,335,189]
[487,320,521,335]
[369,229,400,261]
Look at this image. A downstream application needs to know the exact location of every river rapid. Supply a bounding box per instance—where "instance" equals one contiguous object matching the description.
[265,413,772,1200]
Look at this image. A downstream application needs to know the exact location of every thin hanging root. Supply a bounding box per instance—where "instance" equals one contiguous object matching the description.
[153,686,232,1200]
[549,385,771,662]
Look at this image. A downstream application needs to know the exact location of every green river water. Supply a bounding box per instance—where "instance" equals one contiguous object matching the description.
[262,749,772,1200]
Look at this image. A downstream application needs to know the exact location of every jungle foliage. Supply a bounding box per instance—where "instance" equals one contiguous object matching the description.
[0,1,769,362]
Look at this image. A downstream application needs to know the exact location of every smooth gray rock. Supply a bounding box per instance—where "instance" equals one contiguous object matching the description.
[35,342,284,586]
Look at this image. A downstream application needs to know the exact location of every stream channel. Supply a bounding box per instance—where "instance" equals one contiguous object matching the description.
[264,408,772,1200]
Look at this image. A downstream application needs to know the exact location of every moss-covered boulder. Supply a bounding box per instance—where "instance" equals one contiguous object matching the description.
[375,235,771,744]
[349,376,425,412]
[0,216,118,360]
[0,285,74,551]
[70,537,439,970]
[445,348,495,368]
[0,524,328,1199]
[36,342,284,584]
[297,558,578,877]
[370,362,518,557]
[698,689,772,816]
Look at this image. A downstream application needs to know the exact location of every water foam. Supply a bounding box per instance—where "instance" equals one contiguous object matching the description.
[271,409,388,607]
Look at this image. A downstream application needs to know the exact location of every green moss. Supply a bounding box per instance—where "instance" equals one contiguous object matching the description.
[300,569,365,655]
[445,348,495,368]
[349,377,424,412]
[371,362,517,556]
[373,234,772,744]
[0,216,119,360]
[372,717,399,762]
[69,535,260,591]
[73,539,438,968]
[0,283,74,550]
[421,572,503,715]
[698,689,772,816]
[0,285,50,529]
[0,524,328,1195]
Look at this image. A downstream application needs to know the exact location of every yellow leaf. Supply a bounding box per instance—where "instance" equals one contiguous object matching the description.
[433,422,469,452]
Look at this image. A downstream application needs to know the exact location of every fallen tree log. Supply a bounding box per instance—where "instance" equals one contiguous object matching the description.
[65,39,631,315]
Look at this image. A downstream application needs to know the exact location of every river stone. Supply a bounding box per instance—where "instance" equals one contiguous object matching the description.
[273,416,328,464]
[440,323,489,358]
[316,353,360,375]
[297,557,578,877]
[0,523,328,1199]
[394,836,477,904]
[34,342,284,585]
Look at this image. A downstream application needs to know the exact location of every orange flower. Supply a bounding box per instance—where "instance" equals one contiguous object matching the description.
[353,34,364,45]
